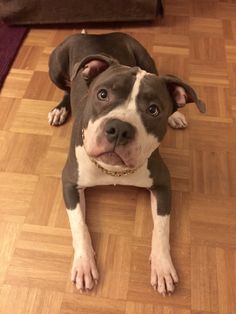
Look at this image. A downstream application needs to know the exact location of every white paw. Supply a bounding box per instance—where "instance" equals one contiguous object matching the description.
[71,249,99,292]
[48,107,68,126]
[150,252,178,296]
[168,111,188,129]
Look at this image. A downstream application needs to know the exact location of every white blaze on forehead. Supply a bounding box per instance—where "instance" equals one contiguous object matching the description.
[126,69,147,110]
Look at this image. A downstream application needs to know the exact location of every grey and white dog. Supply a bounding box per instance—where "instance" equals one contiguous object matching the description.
[48,31,205,296]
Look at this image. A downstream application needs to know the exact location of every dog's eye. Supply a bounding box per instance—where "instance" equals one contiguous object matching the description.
[147,104,160,117]
[97,89,108,100]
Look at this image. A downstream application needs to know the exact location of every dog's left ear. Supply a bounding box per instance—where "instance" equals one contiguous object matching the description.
[71,54,119,83]
[162,75,206,113]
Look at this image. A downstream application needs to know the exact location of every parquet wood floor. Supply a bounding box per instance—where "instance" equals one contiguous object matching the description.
[1,1,236,313]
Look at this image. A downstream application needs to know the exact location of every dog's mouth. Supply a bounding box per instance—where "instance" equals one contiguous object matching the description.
[96,152,126,166]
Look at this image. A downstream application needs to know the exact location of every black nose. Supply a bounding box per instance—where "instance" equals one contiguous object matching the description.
[105,119,135,145]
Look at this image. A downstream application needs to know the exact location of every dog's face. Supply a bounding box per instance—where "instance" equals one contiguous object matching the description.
[82,66,172,170]
[72,55,205,171]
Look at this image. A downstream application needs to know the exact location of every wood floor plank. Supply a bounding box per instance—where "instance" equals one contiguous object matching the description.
[0,172,38,215]
[9,98,58,136]
[0,222,22,284]
[125,301,190,314]
[191,246,219,313]
[60,293,126,314]
[0,69,33,98]
[0,285,63,314]
[4,226,72,292]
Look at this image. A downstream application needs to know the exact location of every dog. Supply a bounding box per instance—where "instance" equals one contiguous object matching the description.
[48,31,205,296]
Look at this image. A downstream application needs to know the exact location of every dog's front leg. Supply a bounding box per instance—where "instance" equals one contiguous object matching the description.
[149,189,178,296]
[65,185,99,291]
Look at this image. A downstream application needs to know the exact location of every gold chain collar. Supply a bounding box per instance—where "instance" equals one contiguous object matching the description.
[90,158,137,177]
[81,128,138,177]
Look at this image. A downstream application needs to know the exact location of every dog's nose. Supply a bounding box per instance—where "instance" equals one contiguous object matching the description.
[105,119,135,145]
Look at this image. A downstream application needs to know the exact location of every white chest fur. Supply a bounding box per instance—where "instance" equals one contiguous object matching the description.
[75,146,153,188]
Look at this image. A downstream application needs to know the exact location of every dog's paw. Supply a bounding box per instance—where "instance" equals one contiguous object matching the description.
[150,252,178,296]
[168,111,188,129]
[71,250,99,292]
[48,107,69,126]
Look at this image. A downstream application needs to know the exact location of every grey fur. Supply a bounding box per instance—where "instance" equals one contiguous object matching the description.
[49,32,205,214]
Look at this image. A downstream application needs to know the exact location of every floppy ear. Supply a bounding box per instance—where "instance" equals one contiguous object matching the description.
[70,54,119,83]
[162,75,206,113]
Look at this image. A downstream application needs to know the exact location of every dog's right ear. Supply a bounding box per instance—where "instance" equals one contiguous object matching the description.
[71,54,119,83]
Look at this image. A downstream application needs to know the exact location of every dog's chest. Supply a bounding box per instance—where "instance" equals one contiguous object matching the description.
[75,146,153,188]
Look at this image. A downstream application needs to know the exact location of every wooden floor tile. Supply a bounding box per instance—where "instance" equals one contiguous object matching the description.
[0,285,63,314]
[10,98,57,136]
[60,294,126,314]
[1,69,33,98]
[0,172,38,215]
[5,225,72,292]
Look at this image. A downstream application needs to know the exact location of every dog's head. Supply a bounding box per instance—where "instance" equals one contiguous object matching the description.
[72,55,205,172]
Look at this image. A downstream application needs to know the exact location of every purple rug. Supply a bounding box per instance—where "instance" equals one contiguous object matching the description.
[0,23,28,89]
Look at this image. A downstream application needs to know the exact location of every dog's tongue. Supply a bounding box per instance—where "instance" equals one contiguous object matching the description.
[97,152,125,166]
